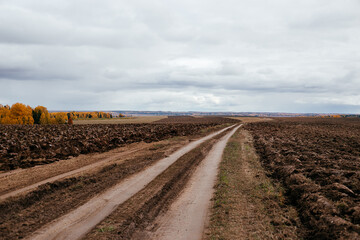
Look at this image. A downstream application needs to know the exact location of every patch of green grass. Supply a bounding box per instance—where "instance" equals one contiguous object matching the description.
[256,181,274,192]
[207,133,242,239]
[97,226,115,232]
[254,180,286,205]
[244,144,250,151]
[219,172,229,185]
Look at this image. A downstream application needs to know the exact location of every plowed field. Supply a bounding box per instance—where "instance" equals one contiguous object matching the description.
[245,118,360,239]
[0,122,239,240]
[0,117,239,171]
[155,116,239,124]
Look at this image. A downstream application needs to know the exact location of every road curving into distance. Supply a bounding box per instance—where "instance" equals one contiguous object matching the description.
[26,124,238,240]
[144,124,242,240]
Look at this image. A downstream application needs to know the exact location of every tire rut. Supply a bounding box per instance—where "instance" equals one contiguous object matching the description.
[0,151,165,240]
[85,126,237,240]
[0,145,146,200]
[21,125,235,240]
[143,125,241,240]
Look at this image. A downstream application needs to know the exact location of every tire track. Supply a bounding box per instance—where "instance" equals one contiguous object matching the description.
[144,125,241,240]
[0,146,145,201]
[25,125,236,240]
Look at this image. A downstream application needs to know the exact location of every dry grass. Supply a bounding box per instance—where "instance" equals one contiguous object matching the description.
[73,116,167,125]
[205,129,303,240]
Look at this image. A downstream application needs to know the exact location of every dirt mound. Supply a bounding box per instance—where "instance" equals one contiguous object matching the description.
[0,123,221,171]
[245,118,360,239]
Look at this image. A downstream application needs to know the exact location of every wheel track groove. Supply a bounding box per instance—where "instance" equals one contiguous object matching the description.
[25,125,236,240]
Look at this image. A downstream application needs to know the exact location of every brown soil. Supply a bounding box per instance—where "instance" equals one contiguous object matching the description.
[0,151,167,239]
[0,141,152,199]
[24,125,235,240]
[0,120,238,171]
[205,128,303,240]
[0,124,228,201]
[83,126,236,239]
[227,116,273,123]
[73,116,167,124]
[154,116,240,124]
[0,124,235,240]
[142,125,241,240]
[245,118,360,239]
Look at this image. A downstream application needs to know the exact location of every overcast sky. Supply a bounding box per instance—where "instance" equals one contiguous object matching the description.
[0,0,359,113]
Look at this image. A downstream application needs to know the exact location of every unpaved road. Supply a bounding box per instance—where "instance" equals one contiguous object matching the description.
[144,125,241,240]
[25,125,236,240]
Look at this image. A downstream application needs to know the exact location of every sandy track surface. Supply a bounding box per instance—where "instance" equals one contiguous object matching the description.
[25,125,235,240]
[144,125,241,240]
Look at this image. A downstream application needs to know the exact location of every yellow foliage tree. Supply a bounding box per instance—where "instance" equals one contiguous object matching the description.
[1,103,114,125]
[0,106,10,124]
[53,112,68,124]
[33,105,50,124]
[39,112,49,124]
[1,103,34,124]
[0,106,17,124]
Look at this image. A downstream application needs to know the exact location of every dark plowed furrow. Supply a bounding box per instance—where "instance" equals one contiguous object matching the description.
[1,122,237,171]
[245,118,360,239]
[0,152,166,239]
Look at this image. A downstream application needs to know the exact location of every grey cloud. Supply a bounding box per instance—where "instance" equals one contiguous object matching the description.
[0,67,31,80]
[0,0,359,113]
[287,2,360,31]
[0,3,157,48]
[0,66,78,81]
[216,61,245,76]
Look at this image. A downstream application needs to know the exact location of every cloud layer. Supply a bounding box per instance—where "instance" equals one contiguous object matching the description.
[1,0,359,113]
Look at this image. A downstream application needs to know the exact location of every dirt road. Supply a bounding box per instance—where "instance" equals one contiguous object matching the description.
[143,125,241,240]
[25,125,236,240]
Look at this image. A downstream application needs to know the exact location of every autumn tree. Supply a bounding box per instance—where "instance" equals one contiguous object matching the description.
[0,105,11,124]
[39,112,49,124]
[14,103,34,124]
[0,103,34,124]
[1,104,115,124]
[68,117,73,125]
[67,112,73,125]
[33,106,50,124]
[52,112,68,124]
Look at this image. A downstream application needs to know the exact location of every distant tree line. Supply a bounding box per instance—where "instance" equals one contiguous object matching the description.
[321,114,360,118]
[0,103,117,125]
[68,111,114,120]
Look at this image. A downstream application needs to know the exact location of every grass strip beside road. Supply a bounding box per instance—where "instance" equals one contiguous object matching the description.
[205,128,304,240]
